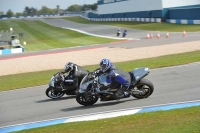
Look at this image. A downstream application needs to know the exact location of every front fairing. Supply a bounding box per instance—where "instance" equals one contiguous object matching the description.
[49,72,64,88]
[79,75,94,93]
[49,76,55,87]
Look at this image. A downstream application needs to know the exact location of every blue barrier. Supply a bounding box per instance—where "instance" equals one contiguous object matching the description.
[0,48,25,55]
[1,49,11,54]
[167,19,200,24]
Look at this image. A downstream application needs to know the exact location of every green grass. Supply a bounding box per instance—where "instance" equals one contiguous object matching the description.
[1,50,200,92]
[0,20,115,51]
[64,16,200,32]
[1,17,199,133]
[13,106,200,133]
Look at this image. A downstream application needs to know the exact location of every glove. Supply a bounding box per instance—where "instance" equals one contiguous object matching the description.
[93,69,102,76]
[93,81,99,92]
[88,72,95,79]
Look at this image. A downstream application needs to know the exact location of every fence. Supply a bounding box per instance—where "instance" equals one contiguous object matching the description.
[0,14,82,20]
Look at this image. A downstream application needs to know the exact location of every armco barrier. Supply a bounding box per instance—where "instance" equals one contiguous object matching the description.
[80,16,161,23]
[0,14,81,20]
[0,47,25,55]
[166,19,200,24]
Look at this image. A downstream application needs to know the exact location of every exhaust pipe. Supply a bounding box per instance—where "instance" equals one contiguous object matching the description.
[132,90,145,95]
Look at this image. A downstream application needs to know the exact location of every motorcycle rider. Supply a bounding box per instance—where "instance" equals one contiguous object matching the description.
[97,58,131,100]
[117,28,121,36]
[62,62,88,90]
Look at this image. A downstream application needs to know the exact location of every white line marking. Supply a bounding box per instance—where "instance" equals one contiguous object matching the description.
[0,100,199,129]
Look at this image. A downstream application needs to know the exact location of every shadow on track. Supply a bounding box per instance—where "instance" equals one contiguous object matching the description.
[60,98,138,112]
[36,96,76,103]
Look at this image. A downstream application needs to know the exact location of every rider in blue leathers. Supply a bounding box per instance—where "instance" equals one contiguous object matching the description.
[98,58,131,99]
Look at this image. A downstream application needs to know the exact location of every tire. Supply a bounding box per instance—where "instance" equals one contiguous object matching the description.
[46,87,64,99]
[76,92,98,106]
[131,78,154,99]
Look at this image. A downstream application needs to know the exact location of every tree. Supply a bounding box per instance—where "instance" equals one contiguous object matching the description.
[15,12,23,16]
[30,7,37,15]
[90,3,97,10]
[22,6,58,15]
[81,3,97,11]
[23,6,37,16]
[6,9,14,17]
[0,11,4,16]
[38,6,55,14]
[24,6,31,15]
[67,4,82,12]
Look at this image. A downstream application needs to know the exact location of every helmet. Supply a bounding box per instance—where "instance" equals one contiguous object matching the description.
[99,59,112,72]
[64,62,74,72]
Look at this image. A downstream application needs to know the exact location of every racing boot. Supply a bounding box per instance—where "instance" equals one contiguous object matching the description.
[113,86,127,100]
[123,91,130,98]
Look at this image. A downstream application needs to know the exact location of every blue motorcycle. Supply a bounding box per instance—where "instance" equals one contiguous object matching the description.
[76,67,154,106]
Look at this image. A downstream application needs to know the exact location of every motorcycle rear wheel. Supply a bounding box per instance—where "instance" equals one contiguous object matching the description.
[131,78,154,99]
[46,87,64,99]
[76,92,98,106]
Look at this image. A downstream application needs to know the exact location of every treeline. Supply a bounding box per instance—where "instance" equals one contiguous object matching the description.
[23,6,57,15]
[0,6,58,17]
[67,3,97,12]
[0,3,97,17]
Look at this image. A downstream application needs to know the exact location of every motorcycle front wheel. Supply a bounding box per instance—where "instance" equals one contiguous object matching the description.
[76,92,98,106]
[46,87,65,99]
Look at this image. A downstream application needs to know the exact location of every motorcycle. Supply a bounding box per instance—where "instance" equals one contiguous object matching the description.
[46,71,82,99]
[117,31,121,36]
[117,29,121,36]
[76,67,154,106]
[122,30,127,37]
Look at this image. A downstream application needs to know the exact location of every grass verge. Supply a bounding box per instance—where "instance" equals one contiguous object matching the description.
[0,50,200,92]
[64,16,200,32]
[13,106,200,133]
[0,20,115,51]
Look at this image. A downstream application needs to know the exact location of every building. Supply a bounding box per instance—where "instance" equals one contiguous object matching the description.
[88,0,200,20]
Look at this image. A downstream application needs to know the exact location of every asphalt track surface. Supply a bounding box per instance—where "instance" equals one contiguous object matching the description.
[42,19,200,39]
[0,19,200,128]
[0,62,200,127]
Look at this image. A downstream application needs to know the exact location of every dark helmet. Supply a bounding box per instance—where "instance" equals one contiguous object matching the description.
[64,62,74,72]
[99,58,112,72]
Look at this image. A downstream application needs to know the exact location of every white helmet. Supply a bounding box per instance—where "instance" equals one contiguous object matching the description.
[64,62,74,72]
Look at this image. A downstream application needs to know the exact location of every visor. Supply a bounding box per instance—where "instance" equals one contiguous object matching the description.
[100,64,107,71]
[65,67,72,72]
